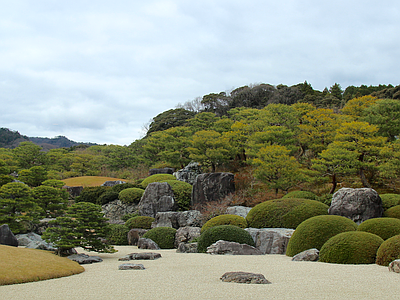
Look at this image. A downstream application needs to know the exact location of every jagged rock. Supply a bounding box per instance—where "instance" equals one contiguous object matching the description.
[63,185,83,198]
[68,254,103,264]
[292,248,320,261]
[149,168,174,176]
[329,188,383,224]
[389,259,400,273]
[101,180,126,187]
[177,242,198,253]
[174,226,201,248]
[152,211,202,229]
[138,182,178,218]
[220,272,271,284]
[226,206,252,218]
[127,229,148,246]
[137,238,160,250]
[191,172,235,206]
[0,224,18,247]
[102,199,138,224]
[118,263,145,270]
[16,232,56,251]
[174,162,202,185]
[245,228,294,254]
[206,240,263,255]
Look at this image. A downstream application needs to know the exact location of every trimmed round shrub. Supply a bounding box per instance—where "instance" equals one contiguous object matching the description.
[75,186,109,204]
[319,231,384,264]
[162,180,192,211]
[106,224,129,245]
[125,216,154,230]
[286,215,358,257]
[142,227,177,249]
[376,234,400,266]
[98,191,119,205]
[119,188,145,204]
[246,198,329,229]
[111,182,139,194]
[384,205,400,219]
[197,225,255,253]
[357,218,400,240]
[380,194,400,211]
[282,191,318,200]
[141,174,176,188]
[201,214,247,233]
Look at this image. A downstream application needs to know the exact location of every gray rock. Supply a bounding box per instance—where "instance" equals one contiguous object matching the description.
[118,263,145,270]
[68,254,103,264]
[291,248,320,261]
[149,168,174,176]
[137,238,160,250]
[177,242,198,253]
[226,206,252,219]
[329,188,383,224]
[174,162,202,185]
[118,255,132,261]
[207,240,263,255]
[138,182,178,218]
[131,252,162,260]
[63,185,83,198]
[127,228,148,246]
[35,218,57,235]
[17,232,56,251]
[191,172,235,206]
[174,226,201,248]
[102,199,138,224]
[220,272,271,284]
[0,224,18,247]
[389,259,400,273]
[245,228,294,254]
[101,180,126,187]
[152,211,202,229]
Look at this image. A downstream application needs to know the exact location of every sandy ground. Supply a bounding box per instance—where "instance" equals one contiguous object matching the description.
[1,246,399,300]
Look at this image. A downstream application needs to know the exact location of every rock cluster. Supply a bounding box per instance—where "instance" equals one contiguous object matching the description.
[16,232,56,251]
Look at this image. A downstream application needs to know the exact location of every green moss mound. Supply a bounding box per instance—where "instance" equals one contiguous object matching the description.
[111,182,140,194]
[197,225,255,253]
[384,205,400,219]
[143,227,177,249]
[141,174,176,188]
[286,215,358,257]
[380,194,400,211]
[106,224,129,245]
[119,188,145,204]
[376,235,400,266]
[282,191,318,200]
[98,190,119,205]
[75,186,109,204]
[201,214,247,233]
[125,216,154,229]
[246,198,329,229]
[357,218,400,240]
[162,180,192,211]
[319,231,384,264]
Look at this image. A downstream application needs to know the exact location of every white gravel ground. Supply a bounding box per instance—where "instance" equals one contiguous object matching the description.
[1,246,399,300]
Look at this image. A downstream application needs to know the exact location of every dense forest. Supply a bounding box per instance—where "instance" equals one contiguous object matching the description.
[2,81,400,202]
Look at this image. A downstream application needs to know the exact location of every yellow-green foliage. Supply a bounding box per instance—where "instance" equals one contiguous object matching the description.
[286,215,358,257]
[141,174,176,188]
[384,205,400,219]
[357,218,400,240]
[143,227,177,249]
[125,216,154,229]
[380,194,400,211]
[119,188,145,204]
[246,198,329,229]
[162,180,192,211]
[62,176,127,187]
[0,245,84,285]
[201,214,247,233]
[319,231,384,264]
[376,234,400,266]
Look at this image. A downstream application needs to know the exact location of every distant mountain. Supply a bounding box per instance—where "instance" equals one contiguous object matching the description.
[0,127,97,150]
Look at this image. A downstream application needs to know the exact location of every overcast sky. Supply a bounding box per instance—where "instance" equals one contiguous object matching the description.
[1,1,399,145]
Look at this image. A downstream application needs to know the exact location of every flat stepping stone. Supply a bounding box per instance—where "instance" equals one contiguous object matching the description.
[220,272,271,284]
[119,252,162,261]
[118,263,145,270]
[68,254,103,264]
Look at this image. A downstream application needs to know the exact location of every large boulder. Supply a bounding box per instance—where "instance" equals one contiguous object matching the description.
[177,242,198,253]
[102,199,138,224]
[174,162,202,185]
[0,224,18,247]
[226,206,252,219]
[245,228,294,254]
[127,229,148,246]
[149,168,174,176]
[328,188,383,224]
[152,211,202,229]
[174,226,201,248]
[137,238,160,250]
[206,240,263,255]
[291,248,320,262]
[16,232,56,251]
[191,172,235,206]
[138,182,178,218]
[101,180,126,187]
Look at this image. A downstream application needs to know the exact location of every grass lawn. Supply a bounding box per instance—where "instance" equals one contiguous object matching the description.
[0,245,84,286]
[62,176,128,187]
